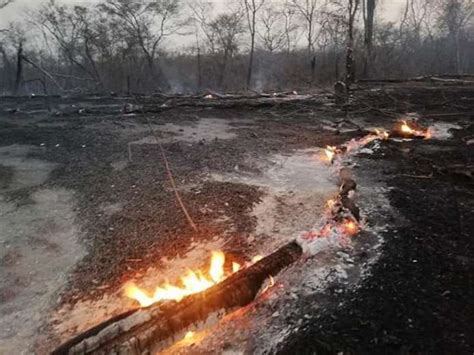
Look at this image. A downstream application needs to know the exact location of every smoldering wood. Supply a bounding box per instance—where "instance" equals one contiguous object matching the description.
[52,241,303,355]
[341,196,360,222]
[339,178,357,197]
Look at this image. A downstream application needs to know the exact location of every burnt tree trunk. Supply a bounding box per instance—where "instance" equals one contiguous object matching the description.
[362,0,376,78]
[53,241,303,355]
[13,41,23,96]
[345,0,360,91]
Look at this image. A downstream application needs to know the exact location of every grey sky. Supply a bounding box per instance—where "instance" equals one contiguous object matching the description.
[1,0,407,27]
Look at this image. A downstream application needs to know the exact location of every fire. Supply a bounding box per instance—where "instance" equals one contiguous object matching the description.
[209,251,225,283]
[400,120,429,138]
[125,251,263,307]
[324,146,337,162]
[184,331,195,340]
[374,128,389,140]
[342,219,359,236]
[401,120,414,134]
[232,262,241,273]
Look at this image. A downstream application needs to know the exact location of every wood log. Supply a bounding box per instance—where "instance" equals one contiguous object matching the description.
[53,241,303,355]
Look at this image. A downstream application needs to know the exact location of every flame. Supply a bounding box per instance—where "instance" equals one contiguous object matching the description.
[374,128,389,140]
[232,262,241,273]
[209,251,225,283]
[125,252,269,307]
[184,331,195,340]
[342,219,359,236]
[324,146,337,162]
[401,120,413,134]
[400,120,429,138]
[326,198,336,209]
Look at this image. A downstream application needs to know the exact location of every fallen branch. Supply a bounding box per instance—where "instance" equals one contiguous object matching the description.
[52,241,303,355]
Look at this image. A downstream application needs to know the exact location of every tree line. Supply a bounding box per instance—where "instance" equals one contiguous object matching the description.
[0,0,472,95]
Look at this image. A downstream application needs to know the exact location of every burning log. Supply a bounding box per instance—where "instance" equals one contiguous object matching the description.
[389,120,430,140]
[52,242,303,355]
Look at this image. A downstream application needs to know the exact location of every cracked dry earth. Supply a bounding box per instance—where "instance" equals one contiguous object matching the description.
[0,95,472,354]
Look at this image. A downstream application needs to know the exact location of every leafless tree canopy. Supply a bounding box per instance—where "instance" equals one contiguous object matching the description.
[0,0,14,10]
[0,0,472,94]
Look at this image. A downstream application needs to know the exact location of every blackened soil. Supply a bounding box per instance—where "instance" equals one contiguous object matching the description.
[278,125,474,354]
[0,99,362,303]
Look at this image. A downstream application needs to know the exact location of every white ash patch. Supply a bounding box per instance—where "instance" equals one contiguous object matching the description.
[0,145,83,354]
[211,149,339,252]
[428,122,462,140]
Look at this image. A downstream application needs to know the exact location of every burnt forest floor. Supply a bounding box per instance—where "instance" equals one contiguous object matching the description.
[0,88,473,354]
[278,114,474,353]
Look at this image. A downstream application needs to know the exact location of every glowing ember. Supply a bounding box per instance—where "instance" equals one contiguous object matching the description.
[209,251,225,283]
[232,262,241,273]
[125,252,265,307]
[184,331,195,340]
[261,276,275,294]
[324,145,337,162]
[342,219,359,236]
[401,120,413,134]
[374,128,389,140]
[400,120,429,138]
[268,275,275,287]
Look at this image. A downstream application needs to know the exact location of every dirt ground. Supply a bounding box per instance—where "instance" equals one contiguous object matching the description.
[0,89,472,354]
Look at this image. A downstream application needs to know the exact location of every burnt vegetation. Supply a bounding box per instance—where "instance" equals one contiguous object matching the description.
[0,0,473,354]
[0,0,472,94]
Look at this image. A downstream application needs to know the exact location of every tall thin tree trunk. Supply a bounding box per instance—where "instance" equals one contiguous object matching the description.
[14,41,23,96]
[246,35,255,89]
[362,0,376,78]
[346,0,359,90]
[196,46,202,91]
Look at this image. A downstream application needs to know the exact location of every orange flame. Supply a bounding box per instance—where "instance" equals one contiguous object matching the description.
[232,262,241,273]
[342,219,359,236]
[374,128,389,140]
[125,252,265,307]
[324,146,337,162]
[400,120,429,138]
[401,120,413,134]
[184,331,195,340]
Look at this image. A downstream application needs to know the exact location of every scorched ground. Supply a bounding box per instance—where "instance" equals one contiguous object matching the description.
[0,85,472,354]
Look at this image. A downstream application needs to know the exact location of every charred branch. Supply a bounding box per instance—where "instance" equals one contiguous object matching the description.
[52,241,303,355]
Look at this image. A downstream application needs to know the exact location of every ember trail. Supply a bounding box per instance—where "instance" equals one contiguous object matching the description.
[0,0,472,351]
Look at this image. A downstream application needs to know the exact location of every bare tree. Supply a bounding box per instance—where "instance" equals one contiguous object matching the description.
[345,0,359,87]
[281,0,300,54]
[0,0,13,10]
[35,1,104,88]
[243,0,265,89]
[208,12,244,89]
[362,0,377,77]
[291,0,321,84]
[437,0,473,74]
[188,0,217,54]
[99,0,181,90]
[258,7,286,52]
[321,9,345,79]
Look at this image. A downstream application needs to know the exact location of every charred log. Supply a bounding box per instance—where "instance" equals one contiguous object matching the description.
[53,241,303,355]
